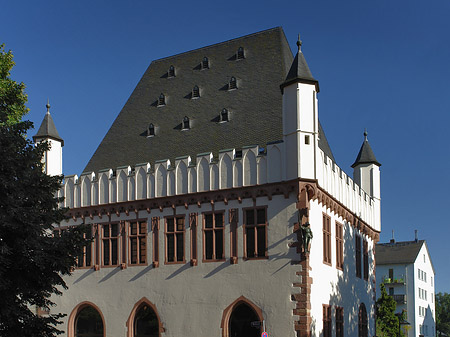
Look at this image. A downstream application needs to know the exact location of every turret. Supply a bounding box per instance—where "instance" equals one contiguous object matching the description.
[33,101,64,176]
[352,130,381,228]
[280,35,319,180]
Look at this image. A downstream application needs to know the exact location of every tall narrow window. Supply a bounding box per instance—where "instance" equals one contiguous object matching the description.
[203,211,225,261]
[152,217,159,267]
[323,214,331,265]
[192,85,200,98]
[202,56,209,69]
[335,221,343,270]
[229,76,237,90]
[363,239,369,280]
[230,209,238,264]
[168,65,175,77]
[356,235,362,278]
[182,116,190,130]
[165,216,185,263]
[336,307,344,337]
[237,47,245,60]
[148,123,155,137]
[129,221,147,265]
[322,305,331,337]
[77,225,93,268]
[158,93,165,106]
[190,213,198,265]
[102,223,119,266]
[358,303,368,337]
[244,207,268,259]
[220,108,229,122]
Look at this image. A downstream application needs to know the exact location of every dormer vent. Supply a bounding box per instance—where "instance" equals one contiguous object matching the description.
[182,116,190,130]
[147,123,155,137]
[158,93,166,107]
[168,65,175,78]
[229,77,237,90]
[220,108,229,122]
[192,85,200,99]
[202,57,209,69]
[237,47,245,60]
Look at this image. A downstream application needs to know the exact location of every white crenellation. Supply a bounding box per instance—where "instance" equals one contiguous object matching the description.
[62,144,380,231]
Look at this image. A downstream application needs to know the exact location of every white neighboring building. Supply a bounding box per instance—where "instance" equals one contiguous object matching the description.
[36,27,382,337]
[376,238,436,337]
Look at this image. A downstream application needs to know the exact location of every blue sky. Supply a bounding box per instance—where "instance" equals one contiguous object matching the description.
[3,0,450,292]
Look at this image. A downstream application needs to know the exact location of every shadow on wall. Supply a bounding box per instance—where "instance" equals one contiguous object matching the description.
[326,224,374,337]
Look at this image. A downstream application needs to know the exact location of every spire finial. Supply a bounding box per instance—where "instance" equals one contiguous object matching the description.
[364,128,368,141]
[297,34,302,53]
[46,99,51,114]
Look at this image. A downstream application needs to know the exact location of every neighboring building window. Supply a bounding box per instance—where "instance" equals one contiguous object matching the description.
[244,207,268,259]
[229,209,238,264]
[190,213,197,265]
[237,46,245,60]
[102,223,119,266]
[202,56,209,69]
[129,221,147,265]
[77,225,93,268]
[192,85,200,98]
[158,93,165,106]
[336,306,344,337]
[335,221,343,270]
[229,76,237,90]
[203,211,225,261]
[363,239,369,280]
[322,304,331,337]
[148,123,155,137]
[323,213,331,265]
[220,108,229,122]
[389,268,394,280]
[165,216,185,263]
[358,303,368,337]
[152,217,159,267]
[168,65,175,77]
[182,116,190,130]
[356,235,362,278]
[389,287,394,296]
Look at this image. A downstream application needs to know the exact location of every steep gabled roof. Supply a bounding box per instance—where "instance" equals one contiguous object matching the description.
[376,240,425,265]
[33,104,64,146]
[351,131,380,168]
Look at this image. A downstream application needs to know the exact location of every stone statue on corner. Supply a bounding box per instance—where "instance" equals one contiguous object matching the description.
[301,222,313,253]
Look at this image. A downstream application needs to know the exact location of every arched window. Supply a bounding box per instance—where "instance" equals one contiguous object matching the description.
[229,77,237,90]
[202,57,209,69]
[358,303,368,337]
[134,304,159,337]
[74,305,104,337]
[158,94,165,107]
[182,116,190,130]
[148,123,155,137]
[220,108,229,122]
[221,296,263,337]
[192,85,200,99]
[237,47,245,60]
[168,65,175,77]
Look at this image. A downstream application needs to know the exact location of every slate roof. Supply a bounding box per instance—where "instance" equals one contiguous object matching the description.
[83,27,334,174]
[33,109,64,146]
[351,132,380,168]
[376,240,425,265]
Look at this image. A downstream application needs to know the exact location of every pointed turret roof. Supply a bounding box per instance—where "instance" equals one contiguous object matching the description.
[280,34,319,92]
[351,130,380,168]
[33,101,64,146]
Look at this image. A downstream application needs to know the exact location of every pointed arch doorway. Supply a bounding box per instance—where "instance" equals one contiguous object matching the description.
[221,296,264,337]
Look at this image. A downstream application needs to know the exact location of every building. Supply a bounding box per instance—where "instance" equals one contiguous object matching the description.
[36,27,382,337]
[376,236,436,337]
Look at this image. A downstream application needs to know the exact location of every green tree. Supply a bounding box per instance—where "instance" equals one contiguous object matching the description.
[376,283,403,337]
[0,44,88,336]
[436,292,450,337]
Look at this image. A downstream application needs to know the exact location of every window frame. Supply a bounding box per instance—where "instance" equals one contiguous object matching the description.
[190,213,198,266]
[164,215,185,264]
[323,213,332,265]
[128,220,148,266]
[229,208,238,264]
[356,234,362,278]
[335,221,343,270]
[202,211,225,262]
[363,239,369,280]
[152,217,160,268]
[243,206,268,260]
[335,306,344,337]
[76,225,93,269]
[322,304,331,337]
[101,222,120,267]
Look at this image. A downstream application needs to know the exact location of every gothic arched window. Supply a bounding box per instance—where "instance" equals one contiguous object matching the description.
[75,305,104,337]
[229,77,237,90]
[168,65,175,77]
[182,116,190,130]
[192,85,200,99]
[148,123,155,137]
[358,303,368,337]
[202,57,209,69]
[158,94,165,107]
[220,108,229,122]
[237,47,245,60]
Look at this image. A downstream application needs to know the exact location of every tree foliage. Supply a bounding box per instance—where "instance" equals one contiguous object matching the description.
[436,292,450,337]
[376,283,403,337]
[0,44,88,336]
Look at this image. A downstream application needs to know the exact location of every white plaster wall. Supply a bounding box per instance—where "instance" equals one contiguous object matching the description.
[44,139,63,176]
[53,195,303,337]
